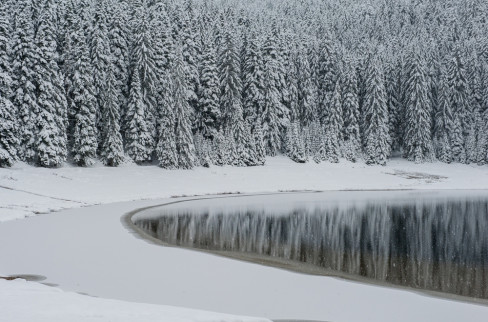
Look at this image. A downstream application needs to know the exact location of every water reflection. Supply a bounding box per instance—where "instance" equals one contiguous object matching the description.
[134,193,488,299]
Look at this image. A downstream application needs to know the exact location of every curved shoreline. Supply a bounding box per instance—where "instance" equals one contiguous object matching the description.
[123,192,488,308]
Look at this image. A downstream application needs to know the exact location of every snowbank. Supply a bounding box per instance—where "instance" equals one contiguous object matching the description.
[2,156,488,222]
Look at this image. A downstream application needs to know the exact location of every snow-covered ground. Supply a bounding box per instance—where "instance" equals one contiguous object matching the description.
[2,156,488,222]
[2,157,488,322]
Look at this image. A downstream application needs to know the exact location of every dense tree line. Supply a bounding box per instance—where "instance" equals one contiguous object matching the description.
[0,0,487,169]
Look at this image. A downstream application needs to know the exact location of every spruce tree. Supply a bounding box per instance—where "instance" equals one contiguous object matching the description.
[131,1,158,142]
[197,33,220,139]
[448,48,469,163]
[10,1,38,162]
[90,1,111,147]
[297,46,317,127]
[101,66,124,167]
[403,50,434,163]
[0,2,18,167]
[34,1,68,167]
[242,33,264,126]
[125,68,153,164]
[324,81,343,163]
[107,0,130,131]
[341,60,361,162]
[71,33,98,167]
[363,58,390,165]
[262,31,288,153]
[173,49,197,169]
[156,71,178,169]
[317,36,337,126]
[433,73,453,163]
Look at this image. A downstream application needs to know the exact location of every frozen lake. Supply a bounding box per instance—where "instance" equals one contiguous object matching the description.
[133,191,488,300]
[2,191,488,321]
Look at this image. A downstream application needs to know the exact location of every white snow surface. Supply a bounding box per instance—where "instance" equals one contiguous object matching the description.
[0,278,268,322]
[2,156,488,222]
[2,156,488,322]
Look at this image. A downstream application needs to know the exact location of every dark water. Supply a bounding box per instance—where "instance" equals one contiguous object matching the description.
[133,192,488,299]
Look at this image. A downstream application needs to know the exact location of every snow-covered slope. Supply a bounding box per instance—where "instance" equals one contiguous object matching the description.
[2,156,488,222]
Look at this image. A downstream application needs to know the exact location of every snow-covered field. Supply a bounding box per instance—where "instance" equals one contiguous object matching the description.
[2,157,488,322]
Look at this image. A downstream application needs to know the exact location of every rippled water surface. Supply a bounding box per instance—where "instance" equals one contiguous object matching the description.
[133,191,488,299]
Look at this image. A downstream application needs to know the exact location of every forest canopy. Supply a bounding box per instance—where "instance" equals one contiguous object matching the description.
[0,0,487,168]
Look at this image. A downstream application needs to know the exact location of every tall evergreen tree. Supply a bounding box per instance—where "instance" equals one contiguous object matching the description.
[403,50,434,163]
[10,1,38,162]
[156,71,178,169]
[242,33,264,127]
[71,32,98,167]
[341,60,361,162]
[317,36,337,126]
[173,49,197,169]
[90,1,111,147]
[197,32,220,139]
[324,81,343,163]
[0,2,18,167]
[262,32,287,155]
[433,73,454,163]
[131,1,158,142]
[297,45,317,127]
[101,66,124,167]
[125,68,153,164]
[448,47,469,163]
[34,0,68,167]
[363,58,391,165]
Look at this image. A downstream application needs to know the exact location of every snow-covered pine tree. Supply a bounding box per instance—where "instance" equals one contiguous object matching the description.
[363,58,390,166]
[10,1,38,162]
[433,72,453,163]
[261,31,288,156]
[125,68,154,164]
[101,65,124,167]
[107,0,130,131]
[403,49,434,163]
[317,35,338,126]
[323,80,343,163]
[297,45,317,127]
[131,1,158,143]
[172,48,197,169]
[386,58,403,153]
[179,8,199,126]
[287,49,300,123]
[90,0,111,148]
[71,31,98,167]
[448,47,469,163]
[242,33,264,127]
[196,31,220,139]
[0,2,18,167]
[341,59,361,163]
[34,0,68,168]
[156,70,178,169]
[218,28,241,130]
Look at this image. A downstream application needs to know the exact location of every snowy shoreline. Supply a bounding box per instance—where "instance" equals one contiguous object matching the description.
[2,156,488,222]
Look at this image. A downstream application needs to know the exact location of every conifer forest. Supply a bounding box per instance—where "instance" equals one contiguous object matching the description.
[0,0,488,169]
